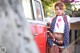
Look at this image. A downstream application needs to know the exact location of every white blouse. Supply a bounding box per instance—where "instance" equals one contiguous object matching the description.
[53,15,70,33]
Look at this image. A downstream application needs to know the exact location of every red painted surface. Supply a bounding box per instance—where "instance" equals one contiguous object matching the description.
[30,24,47,53]
[35,25,46,53]
[30,24,36,36]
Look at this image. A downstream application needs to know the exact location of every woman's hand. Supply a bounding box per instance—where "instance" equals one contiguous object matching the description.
[56,40,63,44]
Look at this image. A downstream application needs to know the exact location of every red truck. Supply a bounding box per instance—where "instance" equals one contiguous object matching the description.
[22,0,47,53]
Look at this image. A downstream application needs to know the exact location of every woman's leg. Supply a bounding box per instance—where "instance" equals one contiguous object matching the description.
[59,48,64,53]
[50,46,54,53]
[50,45,59,53]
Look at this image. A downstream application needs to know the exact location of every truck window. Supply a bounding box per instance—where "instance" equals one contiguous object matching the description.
[34,1,43,21]
[22,0,33,20]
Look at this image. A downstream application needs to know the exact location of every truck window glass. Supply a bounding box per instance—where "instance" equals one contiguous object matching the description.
[34,1,43,21]
[22,0,33,20]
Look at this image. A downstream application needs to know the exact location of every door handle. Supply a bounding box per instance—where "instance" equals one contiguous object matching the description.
[34,33,38,36]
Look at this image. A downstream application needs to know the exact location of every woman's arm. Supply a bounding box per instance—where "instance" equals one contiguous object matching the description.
[68,21,70,31]
[67,15,71,30]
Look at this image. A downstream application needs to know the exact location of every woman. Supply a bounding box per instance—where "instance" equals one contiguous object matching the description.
[47,1,71,53]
